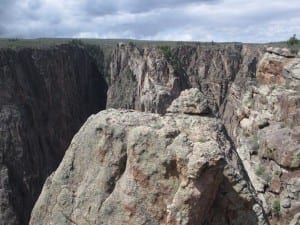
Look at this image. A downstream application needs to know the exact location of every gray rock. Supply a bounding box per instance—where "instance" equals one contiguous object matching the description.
[284,58,300,80]
[266,47,294,58]
[281,197,291,208]
[259,124,300,169]
[167,88,210,115]
[287,178,300,199]
[289,213,300,225]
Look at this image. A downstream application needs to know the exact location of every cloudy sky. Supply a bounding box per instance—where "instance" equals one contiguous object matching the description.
[0,0,299,43]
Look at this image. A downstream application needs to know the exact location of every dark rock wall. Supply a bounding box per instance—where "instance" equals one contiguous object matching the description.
[0,44,107,225]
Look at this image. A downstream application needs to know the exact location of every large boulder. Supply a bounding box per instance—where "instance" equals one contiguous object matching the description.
[259,124,300,169]
[29,109,225,225]
[30,104,266,225]
[167,88,210,115]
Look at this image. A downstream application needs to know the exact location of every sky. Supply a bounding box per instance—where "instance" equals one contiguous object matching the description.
[0,0,299,43]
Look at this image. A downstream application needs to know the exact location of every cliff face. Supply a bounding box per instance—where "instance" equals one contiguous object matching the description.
[0,44,107,225]
[107,43,262,115]
[29,89,267,225]
[226,47,300,225]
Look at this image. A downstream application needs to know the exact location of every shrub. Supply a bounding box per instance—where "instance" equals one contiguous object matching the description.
[128,41,135,47]
[272,199,280,216]
[158,45,172,60]
[287,34,299,54]
[158,45,183,74]
[248,134,259,153]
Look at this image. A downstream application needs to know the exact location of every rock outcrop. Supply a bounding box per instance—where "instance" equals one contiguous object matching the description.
[223,47,300,225]
[166,88,210,115]
[0,44,107,225]
[30,89,267,225]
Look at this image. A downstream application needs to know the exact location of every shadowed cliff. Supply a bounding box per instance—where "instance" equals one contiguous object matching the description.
[0,44,107,225]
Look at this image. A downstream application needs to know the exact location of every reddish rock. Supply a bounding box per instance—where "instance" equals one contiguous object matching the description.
[256,53,287,85]
[270,175,281,194]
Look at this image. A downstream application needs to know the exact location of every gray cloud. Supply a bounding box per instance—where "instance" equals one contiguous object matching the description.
[0,0,16,20]
[0,0,299,42]
[82,0,217,16]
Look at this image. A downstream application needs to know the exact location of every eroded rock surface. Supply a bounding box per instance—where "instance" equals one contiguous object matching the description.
[30,90,267,225]
[225,48,300,225]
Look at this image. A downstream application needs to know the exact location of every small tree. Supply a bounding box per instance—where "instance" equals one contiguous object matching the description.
[287,34,299,54]
[287,34,299,46]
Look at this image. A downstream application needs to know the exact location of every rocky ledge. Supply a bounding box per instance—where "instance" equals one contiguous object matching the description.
[30,89,267,225]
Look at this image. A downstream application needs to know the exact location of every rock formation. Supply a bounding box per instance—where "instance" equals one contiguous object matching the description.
[0,44,107,225]
[30,89,267,225]
[166,88,210,115]
[0,41,299,225]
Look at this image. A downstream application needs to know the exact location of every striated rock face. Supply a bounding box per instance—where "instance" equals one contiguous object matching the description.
[0,44,107,225]
[107,43,187,114]
[30,90,267,225]
[107,43,263,116]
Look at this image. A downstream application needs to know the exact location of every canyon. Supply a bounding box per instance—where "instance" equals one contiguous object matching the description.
[0,41,299,225]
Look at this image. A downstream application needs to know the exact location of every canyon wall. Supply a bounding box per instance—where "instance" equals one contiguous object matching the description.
[0,44,107,225]
[107,43,262,116]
